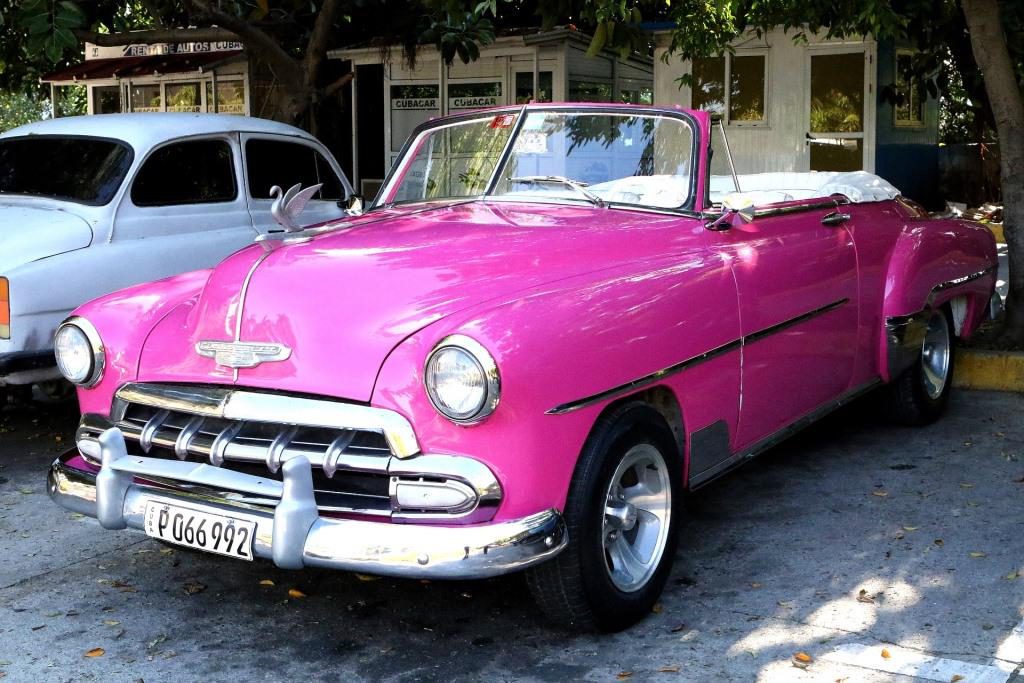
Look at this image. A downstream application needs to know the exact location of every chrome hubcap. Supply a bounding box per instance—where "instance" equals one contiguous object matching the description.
[921,310,951,400]
[602,443,672,593]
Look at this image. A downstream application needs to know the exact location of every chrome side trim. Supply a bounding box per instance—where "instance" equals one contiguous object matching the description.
[688,379,882,489]
[548,298,849,415]
[48,445,566,579]
[885,311,929,379]
[931,265,997,294]
[114,383,421,458]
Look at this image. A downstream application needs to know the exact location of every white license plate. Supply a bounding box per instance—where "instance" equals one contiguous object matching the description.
[144,501,256,561]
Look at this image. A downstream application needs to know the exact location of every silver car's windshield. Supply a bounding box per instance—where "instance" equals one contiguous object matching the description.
[0,136,133,206]
[379,109,695,211]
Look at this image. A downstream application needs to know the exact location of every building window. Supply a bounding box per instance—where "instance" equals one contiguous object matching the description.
[390,84,439,152]
[205,80,246,114]
[93,86,120,114]
[568,80,612,102]
[895,50,925,127]
[166,82,201,113]
[515,71,553,104]
[691,53,767,125]
[132,139,237,206]
[130,84,162,112]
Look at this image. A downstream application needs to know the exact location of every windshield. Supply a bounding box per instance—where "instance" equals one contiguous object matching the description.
[380,109,695,210]
[0,136,133,205]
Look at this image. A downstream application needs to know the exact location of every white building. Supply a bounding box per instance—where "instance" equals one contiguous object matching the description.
[329,28,654,198]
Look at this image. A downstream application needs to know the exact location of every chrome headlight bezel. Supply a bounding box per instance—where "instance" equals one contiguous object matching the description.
[54,317,105,388]
[424,334,500,425]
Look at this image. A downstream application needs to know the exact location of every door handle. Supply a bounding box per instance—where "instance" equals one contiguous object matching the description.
[821,211,851,226]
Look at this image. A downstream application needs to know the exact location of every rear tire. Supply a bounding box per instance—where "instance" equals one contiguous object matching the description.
[526,403,681,632]
[883,307,955,426]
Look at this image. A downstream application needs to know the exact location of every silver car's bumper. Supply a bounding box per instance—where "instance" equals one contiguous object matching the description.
[48,431,567,580]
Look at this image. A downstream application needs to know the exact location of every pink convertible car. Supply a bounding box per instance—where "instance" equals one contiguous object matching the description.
[48,104,999,631]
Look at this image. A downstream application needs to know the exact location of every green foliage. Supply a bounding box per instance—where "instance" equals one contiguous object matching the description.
[0,90,48,132]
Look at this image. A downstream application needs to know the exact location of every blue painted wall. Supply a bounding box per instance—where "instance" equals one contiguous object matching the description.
[874,39,942,209]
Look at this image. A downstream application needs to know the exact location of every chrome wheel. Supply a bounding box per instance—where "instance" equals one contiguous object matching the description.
[921,310,951,400]
[602,443,672,593]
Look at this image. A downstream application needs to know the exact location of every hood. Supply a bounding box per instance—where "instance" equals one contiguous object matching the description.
[0,202,93,270]
[137,200,695,400]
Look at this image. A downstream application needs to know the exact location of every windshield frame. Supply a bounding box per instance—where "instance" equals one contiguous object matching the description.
[372,104,701,215]
[0,133,135,207]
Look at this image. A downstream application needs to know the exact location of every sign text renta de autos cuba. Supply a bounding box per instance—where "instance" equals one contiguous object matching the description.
[86,42,245,61]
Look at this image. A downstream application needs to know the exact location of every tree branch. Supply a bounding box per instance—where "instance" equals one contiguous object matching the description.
[324,71,354,97]
[73,27,239,46]
[303,0,341,87]
[188,0,304,85]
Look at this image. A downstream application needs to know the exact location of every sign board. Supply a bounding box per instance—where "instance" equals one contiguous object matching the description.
[86,41,244,61]
[390,85,440,152]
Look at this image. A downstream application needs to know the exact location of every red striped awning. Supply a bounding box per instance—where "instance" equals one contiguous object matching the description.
[42,50,244,83]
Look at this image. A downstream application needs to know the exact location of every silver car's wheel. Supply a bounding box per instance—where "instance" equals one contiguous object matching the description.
[921,309,951,400]
[603,444,672,593]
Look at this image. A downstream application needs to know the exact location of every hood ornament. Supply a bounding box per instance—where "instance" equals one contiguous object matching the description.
[196,340,292,369]
[270,183,323,232]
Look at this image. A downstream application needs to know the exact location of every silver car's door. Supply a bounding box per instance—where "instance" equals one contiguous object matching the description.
[239,133,352,233]
[109,133,258,278]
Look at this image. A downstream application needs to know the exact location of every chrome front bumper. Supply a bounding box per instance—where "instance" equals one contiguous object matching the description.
[48,429,567,580]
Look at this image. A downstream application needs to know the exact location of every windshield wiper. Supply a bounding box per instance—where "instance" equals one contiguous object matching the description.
[509,175,607,208]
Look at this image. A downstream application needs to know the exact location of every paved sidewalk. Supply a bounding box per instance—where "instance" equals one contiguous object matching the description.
[0,390,1022,682]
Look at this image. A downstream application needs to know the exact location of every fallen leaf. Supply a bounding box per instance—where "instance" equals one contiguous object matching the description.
[652,603,663,614]
[355,574,381,582]
[103,620,120,626]
[872,491,889,497]
[669,623,686,633]
[84,648,105,658]
[960,483,974,489]
[147,634,167,650]
[902,526,919,531]
[616,672,633,680]
[750,582,762,589]
[658,666,680,673]
[1006,571,1019,581]
[288,588,307,599]
[159,548,173,555]
[259,579,275,586]
[857,589,875,604]
[183,581,206,595]
[777,600,795,608]
[794,652,813,663]
[951,676,964,683]
[934,539,944,547]
[881,648,891,659]
[969,552,987,558]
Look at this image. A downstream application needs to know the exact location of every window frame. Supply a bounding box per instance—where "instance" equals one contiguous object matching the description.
[129,135,240,208]
[893,48,926,129]
[691,49,770,129]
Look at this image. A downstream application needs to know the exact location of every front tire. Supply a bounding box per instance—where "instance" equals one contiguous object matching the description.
[526,403,681,632]
[884,307,955,425]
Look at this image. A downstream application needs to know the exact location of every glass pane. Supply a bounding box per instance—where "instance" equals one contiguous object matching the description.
[215,81,246,114]
[448,82,501,111]
[729,55,765,122]
[132,140,236,206]
[810,52,864,133]
[166,82,201,113]
[708,123,738,202]
[387,114,516,203]
[0,137,132,205]
[131,84,162,112]
[809,138,863,172]
[515,72,553,104]
[568,81,612,102]
[390,84,439,152]
[691,56,725,115]
[245,139,343,200]
[494,112,694,209]
[895,52,924,124]
[93,86,121,114]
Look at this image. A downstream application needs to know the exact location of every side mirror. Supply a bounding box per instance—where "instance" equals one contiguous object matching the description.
[704,196,756,231]
[343,194,364,215]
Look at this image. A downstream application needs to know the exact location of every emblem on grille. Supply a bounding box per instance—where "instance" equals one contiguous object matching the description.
[195,341,292,369]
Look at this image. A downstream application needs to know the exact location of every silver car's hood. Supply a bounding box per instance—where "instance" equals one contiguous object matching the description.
[0,201,94,270]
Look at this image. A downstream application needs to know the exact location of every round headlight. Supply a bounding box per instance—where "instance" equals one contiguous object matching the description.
[424,335,500,424]
[54,317,104,387]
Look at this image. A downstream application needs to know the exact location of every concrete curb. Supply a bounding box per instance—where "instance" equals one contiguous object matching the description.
[954,348,1024,392]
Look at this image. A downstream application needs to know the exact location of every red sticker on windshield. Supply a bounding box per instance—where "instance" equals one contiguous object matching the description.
[490,114,516,129]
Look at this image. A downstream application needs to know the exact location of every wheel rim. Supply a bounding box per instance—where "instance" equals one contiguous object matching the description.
[602,443,672,593]
[921,310,951,400]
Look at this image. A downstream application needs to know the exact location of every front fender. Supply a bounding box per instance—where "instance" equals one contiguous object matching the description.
[71,269,212,414]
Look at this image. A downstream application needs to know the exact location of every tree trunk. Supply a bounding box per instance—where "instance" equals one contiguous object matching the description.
[962,0,1024,343]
